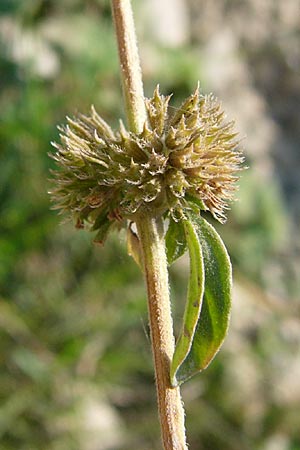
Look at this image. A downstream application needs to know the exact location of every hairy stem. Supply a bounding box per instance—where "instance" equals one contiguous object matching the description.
[111,1,187,448]
[111,0,147,133]
[136,216,187,450]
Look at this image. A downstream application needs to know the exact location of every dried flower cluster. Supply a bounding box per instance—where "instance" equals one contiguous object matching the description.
[50,86,243,242]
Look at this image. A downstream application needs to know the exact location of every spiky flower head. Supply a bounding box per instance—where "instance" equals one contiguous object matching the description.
[50,86,244,243]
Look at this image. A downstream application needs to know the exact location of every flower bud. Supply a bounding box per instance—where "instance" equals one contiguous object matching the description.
[50,86,244,242]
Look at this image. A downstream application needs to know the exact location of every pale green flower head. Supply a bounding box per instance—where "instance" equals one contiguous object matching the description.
[50,86,244,243]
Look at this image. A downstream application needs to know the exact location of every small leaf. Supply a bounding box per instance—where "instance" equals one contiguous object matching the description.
[171,213,232,386]
[93,220,113,245]
[170,219,205,387]
[91,208,109,231]
[127,223,143,270]
[185,193,207,212]
[165,218,187,266]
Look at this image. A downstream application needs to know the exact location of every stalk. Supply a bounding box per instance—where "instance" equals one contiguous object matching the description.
[111,1,188,448]
[111,0,146,133]
[136,215,187,450]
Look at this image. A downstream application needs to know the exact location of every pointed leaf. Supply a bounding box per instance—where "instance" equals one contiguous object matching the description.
[170,219,205,386]
[185,193,207,212]
[172,214,232,386]
[165,218,187,266]
[127,224,143,270]
[93,220,113,245]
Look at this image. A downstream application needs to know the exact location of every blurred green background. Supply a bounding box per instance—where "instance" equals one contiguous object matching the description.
[1,1,300,449]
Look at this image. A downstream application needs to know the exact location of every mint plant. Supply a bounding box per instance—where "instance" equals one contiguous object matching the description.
[50,1,244,448]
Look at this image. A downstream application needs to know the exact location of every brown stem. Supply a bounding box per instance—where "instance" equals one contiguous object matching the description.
[111,0,147,133]
[111,1,188,447]
[136,215,187,450]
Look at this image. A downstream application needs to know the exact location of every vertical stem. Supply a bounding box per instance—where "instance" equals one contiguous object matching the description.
[136,215,187,450]
[111,0,147,133]
[111,1,187,448]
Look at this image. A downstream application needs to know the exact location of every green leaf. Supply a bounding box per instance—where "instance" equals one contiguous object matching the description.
[93,220,113,245]
[185,193,207,212]
[170,219,205,386]
[165,217,187,265]
[90,209,114,245]
[171,214,232,386]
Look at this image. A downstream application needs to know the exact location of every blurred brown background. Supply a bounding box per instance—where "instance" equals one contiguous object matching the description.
[0,1,299,449]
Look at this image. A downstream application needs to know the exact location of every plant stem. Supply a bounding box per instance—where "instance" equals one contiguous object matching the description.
[111,1,187,448]
[111,0,146,134]
[136,215,187,450]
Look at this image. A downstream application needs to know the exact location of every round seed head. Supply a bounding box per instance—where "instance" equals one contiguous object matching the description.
[50,86,244,242]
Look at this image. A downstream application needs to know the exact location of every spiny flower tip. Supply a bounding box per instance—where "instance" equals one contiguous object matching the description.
[50,86,244,243]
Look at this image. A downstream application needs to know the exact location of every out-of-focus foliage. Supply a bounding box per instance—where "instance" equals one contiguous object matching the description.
[0,1,300,449]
